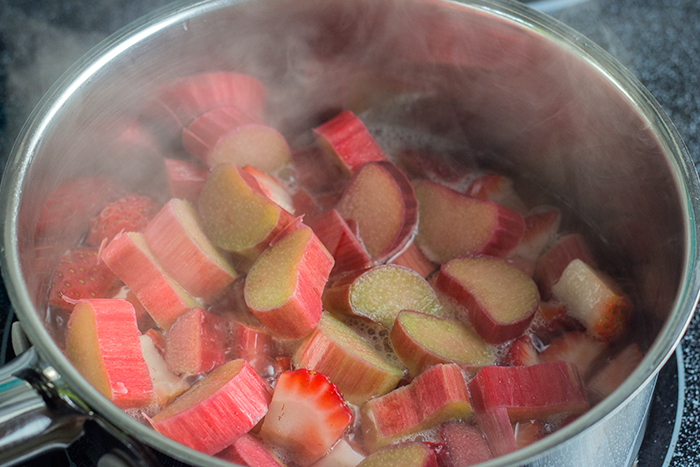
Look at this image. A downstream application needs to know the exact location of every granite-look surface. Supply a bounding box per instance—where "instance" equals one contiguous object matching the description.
[1,0,699,465]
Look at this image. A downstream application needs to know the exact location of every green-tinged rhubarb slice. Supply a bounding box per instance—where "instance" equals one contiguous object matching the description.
[245,222,334,340]
[361,363,472,452]
[66,299,154,409]
[293,313,403,405]
[390,310,495,377]
[198,163,291,258]
[323,265,441,329]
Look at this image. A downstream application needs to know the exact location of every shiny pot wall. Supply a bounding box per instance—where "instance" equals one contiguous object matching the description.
[1,0,699,465]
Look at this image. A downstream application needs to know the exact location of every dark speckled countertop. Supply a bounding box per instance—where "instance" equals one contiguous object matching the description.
[1,0,700,465]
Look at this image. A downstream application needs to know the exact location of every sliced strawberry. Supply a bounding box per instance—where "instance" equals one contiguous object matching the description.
[48,248,121,311]
[259,369,353,466]
[87,193,161,247]
[37,176,124,240]
[504,335,539,367]
[538,331,608,380]
[529,301,585,346]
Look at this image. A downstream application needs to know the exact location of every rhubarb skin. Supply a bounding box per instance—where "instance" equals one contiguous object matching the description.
[390,243,439,279]
[165,307,227,375]
[390,310,496,377]
[533,233,596,300]
[198,163,293,259]
[182,106,256,162]
[293,313,403,405]
[313,110,388,174]
[65,299,154,409]
[467,361,589,423]
[436,256,540,344]
[101,231,201,330]
[335,161,418,263]
[216,434,286,467]
[361,363,473,453]
[144,198,238,302]
[465,174,528,214]
[244,223,334,340]
[323,265,441,329]
[163,158,209,204]
[149,359,272,455]
[243,165,295,214]
[473,406,517,458]
[306,209,373,279]
[414,180,525,264]
[357,442,438,467]
[229,320,275,377]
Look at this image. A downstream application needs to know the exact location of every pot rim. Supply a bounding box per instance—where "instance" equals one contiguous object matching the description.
[1,0,699,465]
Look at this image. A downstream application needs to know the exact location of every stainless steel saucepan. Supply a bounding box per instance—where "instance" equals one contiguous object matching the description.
[1,0,699,465]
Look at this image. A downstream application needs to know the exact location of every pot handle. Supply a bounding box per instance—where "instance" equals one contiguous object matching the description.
[0,346,87,466]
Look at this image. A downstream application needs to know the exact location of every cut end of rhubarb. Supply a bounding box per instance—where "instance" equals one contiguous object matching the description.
[391,310,496,377]
[437,256,539,344]
[357,442,438,467]
[414,180,525,264]
[335,161,417,262]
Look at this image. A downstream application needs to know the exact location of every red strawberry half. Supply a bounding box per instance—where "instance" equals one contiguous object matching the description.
[87,193,161,246]
[48,248,121,310]
[259,369,353,466]
[504,335,540,367]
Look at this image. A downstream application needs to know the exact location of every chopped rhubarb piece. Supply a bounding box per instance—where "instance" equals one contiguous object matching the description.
[323,265,441,329]
[306,209,373,279]
[36,176,124,240]
[551,259,632,342]
[414,180,525,264]
[144,198,238,302]
[217,434,286,467]
[165,307,227,375]
[514,419,545,449]
[389,243,439,278]
[390,310,496,377]
[244,222,334,340]
[101,232,201,329]
[361,364,472,452]
[48,248,121,311]
[538,331,608,379]
[439,422,493,467]
[533,234,596,300]
[395,148,472,185]
[87,193,161,247]
[293,313,403,405]
[436,256,540,344]
[164,158,209,204]
[243,165,295,214]
[65,299,153,409]
[149,359,272,455]
[335,161,417,262]
[183,107,291,172]
[356,442,438,467]
[139,332,190,406]
[198,163,293,258]
[473,407,517,458]
[291,187,321,217]
[230,320,275,376]
[313,110,388,174]
[504,335,540,367]
[311,439,365,467]
[467,362,589,423]
[465,174,528,214]
[143,72,266,143]
[259,369,353,466]
[587,343,644,404]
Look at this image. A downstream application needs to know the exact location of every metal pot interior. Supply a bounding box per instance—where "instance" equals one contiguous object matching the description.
[2,0,698,465]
